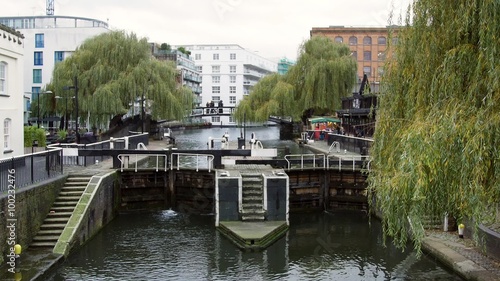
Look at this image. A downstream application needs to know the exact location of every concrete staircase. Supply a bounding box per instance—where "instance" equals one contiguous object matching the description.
[30,175,91,248]
[241,173,265,221]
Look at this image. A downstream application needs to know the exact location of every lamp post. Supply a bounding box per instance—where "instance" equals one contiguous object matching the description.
[37,90,53,128]
[55,95,69,131]
[64,76,79,143]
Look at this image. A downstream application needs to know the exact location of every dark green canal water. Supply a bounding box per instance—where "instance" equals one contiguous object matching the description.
[49,127,462,280]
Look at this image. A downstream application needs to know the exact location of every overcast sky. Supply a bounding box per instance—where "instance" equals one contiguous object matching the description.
[3,0,411,60]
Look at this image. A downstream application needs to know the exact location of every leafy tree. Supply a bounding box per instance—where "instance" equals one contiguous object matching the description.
[234,36,357,124]
[160,43,171,51]
[47,31,193,130]
[24,126,46,147]
[368,0,500,254]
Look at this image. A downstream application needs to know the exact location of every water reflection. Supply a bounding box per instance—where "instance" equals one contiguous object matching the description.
[51,211,460,280]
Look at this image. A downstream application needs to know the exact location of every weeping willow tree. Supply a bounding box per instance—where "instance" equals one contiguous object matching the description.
[233,73,296,122]
[47,30,193,130]
[234,36,357,123]
[369,0,500,254]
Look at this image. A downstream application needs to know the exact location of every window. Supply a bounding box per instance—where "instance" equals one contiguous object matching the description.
[378,66,384,77]
[363,51,371,61]
[196,65,202,72]
[33,69,42,83]
[213,53,219,60]
[212,86,220,94]
[229,65,236,73]
[212,76,220,83]
[363,36,372,45]
[230,53,236,60]
[378,36,387,45]
[392,37,399,45]
[212,65,220,73]
[229,75,236,83]
[34,52,43,65]
[54,51,64,63]
[195,54,201,60]
[229,86,236,94]
[35,33,44,48]
[0,62,6,95]
[230,96,236,104]
[351,51,357,60]
[363,66,371,77]
[4,118,11,151]
[211,116,220,123]
[349,36,357,45]
[378,52,386,61]
[229,116,235,123]
[334,36,343,43]
[212,96,220,102]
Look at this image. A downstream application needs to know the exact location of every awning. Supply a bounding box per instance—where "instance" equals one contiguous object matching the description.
[308,117,340,124]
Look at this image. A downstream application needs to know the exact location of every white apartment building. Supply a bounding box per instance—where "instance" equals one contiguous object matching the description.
[0,25,24,158]
[178,44,277,126]
[0,16,109,124]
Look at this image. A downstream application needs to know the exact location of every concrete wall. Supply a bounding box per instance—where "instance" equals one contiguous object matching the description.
[0,175,66,264]
[54,171,119,256]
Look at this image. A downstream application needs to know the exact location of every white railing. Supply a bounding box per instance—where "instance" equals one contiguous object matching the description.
[326,155,371,171]
[117,154,168,172]
[171,153,214,172]
[284,154,326,170]
[328,141,340,153]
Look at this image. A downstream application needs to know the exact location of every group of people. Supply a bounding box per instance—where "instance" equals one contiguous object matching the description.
[205,100,223,114]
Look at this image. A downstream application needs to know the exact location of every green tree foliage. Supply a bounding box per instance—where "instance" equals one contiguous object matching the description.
[234,36,357,123]
[368,0,500,253]
[47,31,193,128]
[24,126,46,147]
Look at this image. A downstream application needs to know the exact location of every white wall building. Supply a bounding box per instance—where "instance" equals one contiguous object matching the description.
[0,25,24,158]
[0,16,109,125]
[177,44,277,126]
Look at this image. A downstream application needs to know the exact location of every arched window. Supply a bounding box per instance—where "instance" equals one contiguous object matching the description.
[378,36,387,45]
[363,36,372,45]
[351,51,357,60]
[349,36,357,45]
[4,118,11,151]
[0,62,7,96]
[334,36,343,43]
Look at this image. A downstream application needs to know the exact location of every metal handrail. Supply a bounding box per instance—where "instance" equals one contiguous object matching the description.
[326,155,371,171]
[328,141,340,153]
[117,154,168,172]
[171,153,214,172]
[284,154,326,170]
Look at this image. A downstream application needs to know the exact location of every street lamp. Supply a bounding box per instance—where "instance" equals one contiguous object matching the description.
[37,90,53,128]
[55,95,69,131]
[64,76,79,143]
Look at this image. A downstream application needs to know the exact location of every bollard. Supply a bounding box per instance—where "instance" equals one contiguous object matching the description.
[443,214,448,232]
[458,223,465,238]
[14,244,21,269]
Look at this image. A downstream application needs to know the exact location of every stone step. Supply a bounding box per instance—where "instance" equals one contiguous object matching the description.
[47,211,73,218]
[40,223,67,230]
[50,206,75,212]
[67,176,92,182]
[44,217,70,223]
[53,201,79,206]
[32,235,60,242]
[37,229,64,235]
[242,196,262,203]
[59,191,84,196]
[242,202,263,209]
[241,214,265,221]
[30,241,57,248]
[243,189,262,196]
[64,182,89,187]
[61,186,86,192]
[56,195,82,201]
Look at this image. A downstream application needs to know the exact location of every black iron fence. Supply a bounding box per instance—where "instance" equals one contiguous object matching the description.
[0,148,63,192]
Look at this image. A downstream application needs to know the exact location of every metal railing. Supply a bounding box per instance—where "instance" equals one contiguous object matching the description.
[171,153,214,172]
[326,155,371,171]
[284,154,326,170]
[118,154,168,172]
[0,148,63,192]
